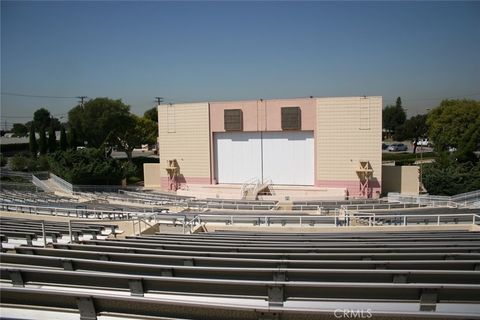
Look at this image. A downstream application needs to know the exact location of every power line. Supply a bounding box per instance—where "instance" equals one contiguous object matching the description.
[0,112,68,119]
[1,92,79,99]
[0,115,36,119]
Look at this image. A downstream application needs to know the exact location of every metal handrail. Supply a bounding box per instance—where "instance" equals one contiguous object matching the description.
[2,202,479,228]
[0,202,144,220]
[49,172,73,193]
[388,190,480,207]
[31,175,50,192]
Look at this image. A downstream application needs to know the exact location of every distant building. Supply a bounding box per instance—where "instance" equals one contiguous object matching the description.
[145,96,382,199]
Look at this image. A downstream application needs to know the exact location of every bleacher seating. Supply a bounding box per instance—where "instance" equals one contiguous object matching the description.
[0,188,79,205]
[1,229,479,319]
[0,217,120,248]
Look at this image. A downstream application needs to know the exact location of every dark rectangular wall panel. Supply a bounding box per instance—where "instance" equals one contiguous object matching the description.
[224,109,243,131]
[281,107,301,130]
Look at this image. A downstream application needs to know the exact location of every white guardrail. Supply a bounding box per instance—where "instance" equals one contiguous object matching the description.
[343,211,480,227]
[1,203,479,234]
[185,202,322,212]
[31,175,50,192]
[49,173,74,193]
[188,213,480,227]
[388,190,480,208]
[0,203,155,220]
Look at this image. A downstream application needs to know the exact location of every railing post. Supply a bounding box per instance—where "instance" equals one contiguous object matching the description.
[139,217,142,236]
[183,216,186,234]
[403,216,407,226]
[69,220,73,243]
[299,217,302,228]
[437,215,440,226]
[42,220,47,248]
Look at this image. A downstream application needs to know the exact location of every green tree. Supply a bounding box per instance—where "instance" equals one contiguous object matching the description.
[38,128,47,155]
[137,116,157,145]
[29,124,38,158]
[383,97,407,136]
[10,155,32,171]
[395,97,403,108]
[114,115,157,162]
[50,117,62,131]
[422,157,480,196]
[48,149,126,185]
[48,126,57,153]
[68,98,132,148]
[394,114,428,153]
[33,108,51,131]
[427,99,480,162]
[60,126,68,151]
[67,127,78,150]
[144,106,158,122]
[12,123,28,137]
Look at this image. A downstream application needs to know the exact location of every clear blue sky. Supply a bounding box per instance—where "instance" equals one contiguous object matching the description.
[1,1,479,127]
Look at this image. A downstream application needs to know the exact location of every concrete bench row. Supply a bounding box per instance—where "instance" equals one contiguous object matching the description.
[8,248,480,271]
[0,217,120,247]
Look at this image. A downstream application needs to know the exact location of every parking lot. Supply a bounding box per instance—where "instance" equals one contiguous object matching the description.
[382,141,433,153]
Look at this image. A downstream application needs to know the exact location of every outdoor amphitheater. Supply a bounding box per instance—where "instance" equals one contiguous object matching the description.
[1,170,479,320]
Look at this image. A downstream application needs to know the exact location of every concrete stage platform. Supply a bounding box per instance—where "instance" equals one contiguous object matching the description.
[176,184,347,201]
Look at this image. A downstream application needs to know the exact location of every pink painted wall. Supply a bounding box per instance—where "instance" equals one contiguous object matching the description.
[209,98,316,132]
[160,177,211,190]
[316,180,382,199]
[209,98,317,185]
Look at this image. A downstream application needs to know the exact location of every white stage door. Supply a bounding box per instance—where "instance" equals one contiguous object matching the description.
[262,131,314,185]
[214,132,262,184]
[214,131,314,185]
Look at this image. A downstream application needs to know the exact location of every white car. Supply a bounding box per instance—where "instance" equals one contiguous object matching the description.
[388,143,408,152]
[416,138,430,147]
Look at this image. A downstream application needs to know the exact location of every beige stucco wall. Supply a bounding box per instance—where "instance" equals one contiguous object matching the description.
[382,165,420,195]
[316,96,382,197]
[143,163,162,188]
[158,102,211,189]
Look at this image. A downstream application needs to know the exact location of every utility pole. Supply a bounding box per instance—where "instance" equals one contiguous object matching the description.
[77,96,88,107]
[155,97,164,106]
